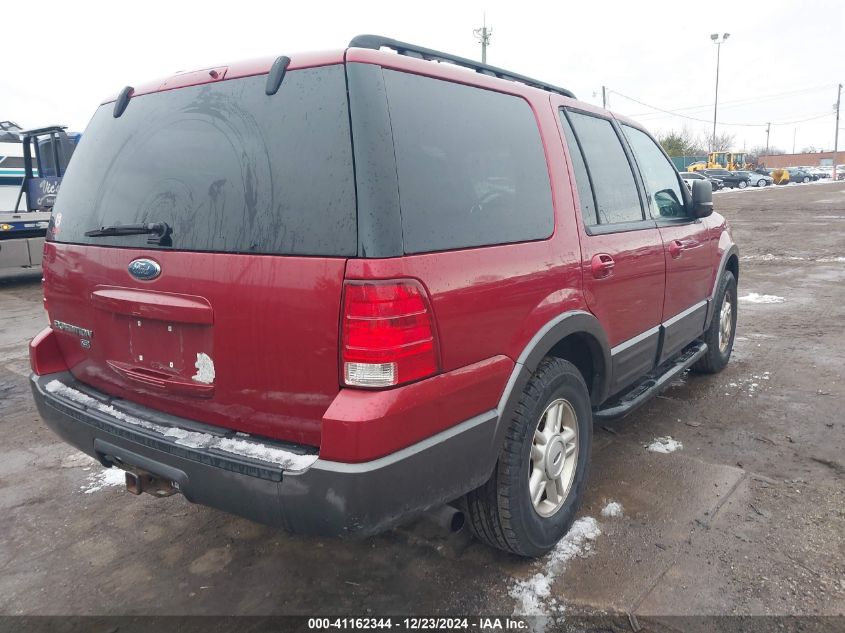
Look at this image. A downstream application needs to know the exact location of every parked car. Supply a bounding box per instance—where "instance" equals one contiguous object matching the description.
[28,35,739,558]
[786,168,814,183]
[680,171,723,191]
[703,168,751,188]
[735,170,772,187]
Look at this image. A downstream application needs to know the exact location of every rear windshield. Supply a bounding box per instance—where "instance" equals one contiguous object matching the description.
[50,65,357,256]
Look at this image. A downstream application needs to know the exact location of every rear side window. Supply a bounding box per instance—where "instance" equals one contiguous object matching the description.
[621,124,687,219]
[562,110,643,226]
[382,70,554,254]
[51,66,356,256]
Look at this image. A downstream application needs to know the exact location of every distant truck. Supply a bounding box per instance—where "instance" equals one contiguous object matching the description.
[0,125,77,272]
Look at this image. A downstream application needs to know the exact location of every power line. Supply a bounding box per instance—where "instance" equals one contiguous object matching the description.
[774,112,834,125]
[625,84,835,118]
[608,89,834,128]
[608,89,766,126]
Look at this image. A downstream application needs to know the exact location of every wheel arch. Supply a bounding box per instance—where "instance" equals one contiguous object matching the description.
[478,310,611,502]
[705,243,740,329]
[725,252,739,284]
[515,311,611,407]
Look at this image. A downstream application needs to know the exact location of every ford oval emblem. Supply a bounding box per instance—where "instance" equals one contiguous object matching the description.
[128,258,161,281]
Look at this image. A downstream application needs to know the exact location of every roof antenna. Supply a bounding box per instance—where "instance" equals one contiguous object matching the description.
[265,56,291,95]
[113,86,134,118]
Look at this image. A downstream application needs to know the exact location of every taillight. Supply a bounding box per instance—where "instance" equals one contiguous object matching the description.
[341,280,439,388]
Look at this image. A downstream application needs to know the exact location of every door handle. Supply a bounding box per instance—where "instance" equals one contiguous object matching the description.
[669,240,684,259]
[590,253,615,279]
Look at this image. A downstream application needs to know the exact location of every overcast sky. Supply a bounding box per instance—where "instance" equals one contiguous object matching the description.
[4,0,843,154]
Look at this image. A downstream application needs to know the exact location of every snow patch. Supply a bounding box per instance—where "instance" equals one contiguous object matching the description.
[81,468,126,494]
[44,380,317,471]
[726,372,770,396]
[742,253,808,262]
[646,436,683,453]
[818,256,845,263]
[510,517,601,618]
[739,293,785,304]
[600,501,624,518]
[192,352,215,384]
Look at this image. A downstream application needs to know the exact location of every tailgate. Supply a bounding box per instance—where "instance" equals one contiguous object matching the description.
[44,243,346,446]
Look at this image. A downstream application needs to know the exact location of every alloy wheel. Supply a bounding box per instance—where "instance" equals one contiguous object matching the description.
[719,293,734,354]
[529,398,579,517]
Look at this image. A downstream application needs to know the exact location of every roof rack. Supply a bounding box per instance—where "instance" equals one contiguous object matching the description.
[348,34,576,99]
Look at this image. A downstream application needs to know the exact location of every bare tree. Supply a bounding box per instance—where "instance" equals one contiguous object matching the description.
[706,131,736,152]
[657,127,706,157]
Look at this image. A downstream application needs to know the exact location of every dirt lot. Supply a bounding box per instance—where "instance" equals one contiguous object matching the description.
[1,182,843,626]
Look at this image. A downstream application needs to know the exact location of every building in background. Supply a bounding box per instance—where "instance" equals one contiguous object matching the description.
[759,151,841,168]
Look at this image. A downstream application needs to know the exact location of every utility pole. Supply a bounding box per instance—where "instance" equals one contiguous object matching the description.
[473,14,492,64]
[793,128,797,154]
[834,83,842,181]
[711,33,730,152]
[765,122,771,155]
[602,86,607,109]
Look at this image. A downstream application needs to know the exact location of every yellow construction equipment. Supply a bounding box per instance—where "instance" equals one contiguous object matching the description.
[770,168,790,185]
[688,151,753,172]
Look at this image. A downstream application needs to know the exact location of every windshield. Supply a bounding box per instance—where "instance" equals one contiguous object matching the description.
[50,65,356,256]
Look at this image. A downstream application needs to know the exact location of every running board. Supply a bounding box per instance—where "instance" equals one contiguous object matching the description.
[593,341,708,421]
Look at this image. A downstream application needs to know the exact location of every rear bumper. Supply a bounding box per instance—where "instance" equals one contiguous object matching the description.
[31,372,498,536]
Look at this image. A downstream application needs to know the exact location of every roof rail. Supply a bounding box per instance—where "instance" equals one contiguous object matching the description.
[348,34,576,99]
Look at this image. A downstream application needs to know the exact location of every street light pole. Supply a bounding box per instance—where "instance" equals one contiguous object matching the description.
[711,33,730,152]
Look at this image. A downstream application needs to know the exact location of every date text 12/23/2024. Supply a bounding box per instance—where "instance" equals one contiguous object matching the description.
[308,618,529,630]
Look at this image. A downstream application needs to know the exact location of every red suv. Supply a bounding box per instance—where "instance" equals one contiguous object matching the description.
[29,36,739,557]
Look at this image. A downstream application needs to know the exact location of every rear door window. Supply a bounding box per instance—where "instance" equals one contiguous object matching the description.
[621,124,687,219]
[559,113,598,226]
[562,110,644,226]
[382,70,554,254]
[51,65,356,256]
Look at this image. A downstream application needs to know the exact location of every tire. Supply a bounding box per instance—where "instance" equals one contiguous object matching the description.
[738,180,748,189]
[464,358,592,557]
[756,179,766,187]
[692,270,737,374]
[803,176,810,183]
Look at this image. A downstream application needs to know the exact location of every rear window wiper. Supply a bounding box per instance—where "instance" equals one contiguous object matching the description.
[84,222,172,246]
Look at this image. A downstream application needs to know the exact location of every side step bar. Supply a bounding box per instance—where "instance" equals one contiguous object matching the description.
[594,341,708,421]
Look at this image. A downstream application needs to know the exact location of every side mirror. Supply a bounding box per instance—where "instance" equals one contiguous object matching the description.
[691,179,713,218]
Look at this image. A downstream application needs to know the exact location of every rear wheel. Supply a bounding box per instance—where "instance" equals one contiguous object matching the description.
[738,180,748,189]
[692,270,737,374]
[464,358,592,557]
[802,176,810,183]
